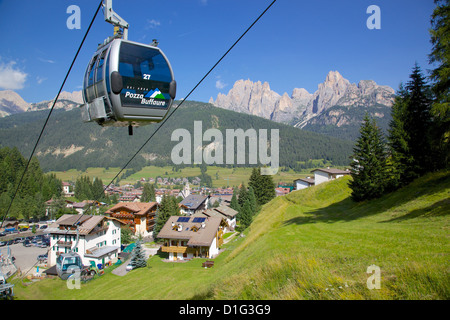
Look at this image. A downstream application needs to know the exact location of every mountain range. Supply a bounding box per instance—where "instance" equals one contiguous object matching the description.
[0,101,354,172]
[209,71,396,140]
[0,70,397,141]
[0,90,83,117]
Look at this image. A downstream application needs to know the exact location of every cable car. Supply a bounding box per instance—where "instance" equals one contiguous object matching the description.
[80,0,176,134]
[81,39,176,131]
[56,252,83,280]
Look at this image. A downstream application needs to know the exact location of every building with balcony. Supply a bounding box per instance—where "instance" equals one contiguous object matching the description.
[156,216,223,261]
[105,202,159,237]
[47,214,123,267]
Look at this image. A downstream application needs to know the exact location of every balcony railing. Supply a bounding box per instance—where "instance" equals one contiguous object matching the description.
[57,240,73,247]
[160,245,188,254]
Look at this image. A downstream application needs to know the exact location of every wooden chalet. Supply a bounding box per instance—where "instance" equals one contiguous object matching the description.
[105,202,159,237]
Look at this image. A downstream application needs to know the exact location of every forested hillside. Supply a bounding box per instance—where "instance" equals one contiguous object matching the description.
[0,146,62,220]
[0,101,354,172]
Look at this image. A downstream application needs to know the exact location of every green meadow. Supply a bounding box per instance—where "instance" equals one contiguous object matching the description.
[49,165,308,188]
[14,170,449,299]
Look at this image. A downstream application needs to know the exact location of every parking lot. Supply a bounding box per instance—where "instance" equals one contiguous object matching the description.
[1,241,49,276]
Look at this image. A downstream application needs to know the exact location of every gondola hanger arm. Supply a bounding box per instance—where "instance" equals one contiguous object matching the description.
[103,0,129,40]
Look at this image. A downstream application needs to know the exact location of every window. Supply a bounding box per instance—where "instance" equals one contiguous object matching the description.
[88,55,98,86]
[95,50,106,82]
[119,42,171,82]
[118,42,173,108]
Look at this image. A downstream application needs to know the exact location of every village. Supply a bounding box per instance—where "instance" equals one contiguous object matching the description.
[0,168,350,283]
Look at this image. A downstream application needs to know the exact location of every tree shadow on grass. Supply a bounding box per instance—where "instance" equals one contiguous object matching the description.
[283,172,450,227]
[380,198,450,223]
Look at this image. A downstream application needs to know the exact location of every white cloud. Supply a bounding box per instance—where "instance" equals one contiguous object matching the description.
[146,19,161,29]
[36,76,47,85]
[38,57,56,64]
[215,79,227,90]
[0,61,28,90]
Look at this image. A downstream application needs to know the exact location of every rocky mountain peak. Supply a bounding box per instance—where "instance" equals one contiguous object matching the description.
[0,90,31,117]
[210,71,396,128]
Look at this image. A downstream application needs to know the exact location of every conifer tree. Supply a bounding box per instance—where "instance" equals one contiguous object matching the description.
[248,167,275,206]
[230,188,240,212]
[247,186,257,213]
[239,199,253,230]
[141,183,156,202]
[237,183,248,208]
[130,239,147,269]
[350,114,388,201]
[429,0,450,169]
[388,84,415,188]
[153,195,178,238]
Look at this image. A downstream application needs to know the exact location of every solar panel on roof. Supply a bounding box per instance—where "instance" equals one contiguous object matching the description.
[177,217,190,223]
[192,217,206,223]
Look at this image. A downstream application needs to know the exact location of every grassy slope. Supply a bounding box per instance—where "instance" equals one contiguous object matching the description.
[14,171,449,300]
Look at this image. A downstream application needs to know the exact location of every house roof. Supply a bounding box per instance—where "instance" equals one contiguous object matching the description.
[49,214,122,235]
[195,205,238,220]
[179,194,208,210]
[294,177,315,184]
[84,246,120,258]
[105,202,158,216]
[311,168,350,175]
[156,216,222,247]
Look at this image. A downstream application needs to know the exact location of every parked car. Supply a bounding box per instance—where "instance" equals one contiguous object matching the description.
[126,264,134,271]
[37,253,48,262]
[0,241,6,247]
[23,240,31,247]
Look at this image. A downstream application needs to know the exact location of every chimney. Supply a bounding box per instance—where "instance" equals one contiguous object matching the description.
[177,224,183,232]
[201,222,206,229]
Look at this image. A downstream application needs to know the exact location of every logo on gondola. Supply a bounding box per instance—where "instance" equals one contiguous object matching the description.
[144,89,167,100]
[124,89,169,107]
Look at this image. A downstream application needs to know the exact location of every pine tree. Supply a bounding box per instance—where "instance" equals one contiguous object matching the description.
[429,0,450,169]
[248,167,275,206]
[248,167,262,203]
[388,65,437,186]
[259,171,276,205]
[130,239,147,269]
[350,114,388,201]
[237,183,248,208]
[229,188,240,212]
[239,199,253,230]
[388,84,416,187]
[404,64,434,174]
[141,183,156,202]
[247,186,257,213]
[153,195,178,237]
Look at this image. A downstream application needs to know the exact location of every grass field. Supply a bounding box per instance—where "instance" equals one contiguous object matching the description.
[14,170,449,300]
[49,165,310,188]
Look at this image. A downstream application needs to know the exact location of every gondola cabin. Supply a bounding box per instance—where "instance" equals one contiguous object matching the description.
[56,252,83,280]
[80,39,176,129]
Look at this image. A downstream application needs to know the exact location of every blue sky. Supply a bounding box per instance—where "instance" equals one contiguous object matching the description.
[0,0,436,104]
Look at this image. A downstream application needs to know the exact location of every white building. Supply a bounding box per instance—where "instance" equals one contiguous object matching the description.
[311,168,350,185]
[157,216,223,261]
[48,214,123,268]
[294,177,315,190]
